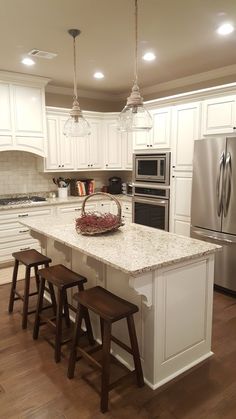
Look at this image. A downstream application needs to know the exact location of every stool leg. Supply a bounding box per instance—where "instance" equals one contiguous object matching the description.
[127,315,144,388]
[48,282,57,316]
[67,304,84,379]
[83,308,95,345]
[33,278,46,339]
[55,289,63,363]
[63,289,71,328]
[34,266,40,293]
[101,321,112,413]
[8,259,19,313]
[22,266,31,329]
[100,318,104,346]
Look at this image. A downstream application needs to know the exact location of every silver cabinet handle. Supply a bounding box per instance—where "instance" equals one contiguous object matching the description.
[19,229,29,233]
[18,213,29,218]
[20,247,30,251]
[74,208,81,211]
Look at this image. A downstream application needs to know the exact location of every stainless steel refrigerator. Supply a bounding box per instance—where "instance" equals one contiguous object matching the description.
[191,136,236,293]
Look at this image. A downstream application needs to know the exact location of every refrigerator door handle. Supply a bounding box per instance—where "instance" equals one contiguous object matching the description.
[216,151,225,216]
[223,152,232,217]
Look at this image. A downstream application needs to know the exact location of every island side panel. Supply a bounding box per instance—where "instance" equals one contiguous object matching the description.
[154,254,214,389]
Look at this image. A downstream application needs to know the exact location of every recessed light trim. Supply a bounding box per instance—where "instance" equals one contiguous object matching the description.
[94,71,104,79]
[142,52,156,61]
[21,57,35,66]
[217,22,234,35]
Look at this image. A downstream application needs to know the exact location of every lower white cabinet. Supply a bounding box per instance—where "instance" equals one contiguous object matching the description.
[0,207,53,264]
[170,172,192,237]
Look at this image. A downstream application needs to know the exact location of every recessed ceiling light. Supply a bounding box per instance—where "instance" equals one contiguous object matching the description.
[21,57,35,66]
[94,72,104,79]
[142,52,156,61]
[217,22,234,35]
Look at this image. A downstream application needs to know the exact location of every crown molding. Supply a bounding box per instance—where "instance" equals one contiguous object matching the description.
[0,70,50,86]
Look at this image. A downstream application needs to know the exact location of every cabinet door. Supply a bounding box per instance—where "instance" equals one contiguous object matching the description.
[97,201,112,214]
[172,102,201,171]
[151,107,171,149]
[0,83,13,147]
[202,95,236,135]
[45,116,60,170]
[75,135,90,170]
[13,85,44,137]
[59,118,74,170]
[123,132,133,169]
[104,120,122,169]
[170,172,192,237]
[133,130,150,150]
[89,120,103,169]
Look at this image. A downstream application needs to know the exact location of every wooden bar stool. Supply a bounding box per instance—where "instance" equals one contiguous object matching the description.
[8,249,52,329]
[33,264,95,363]
[67,286,144,413]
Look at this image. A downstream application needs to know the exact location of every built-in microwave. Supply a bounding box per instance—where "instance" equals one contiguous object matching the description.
[134,153,170,185]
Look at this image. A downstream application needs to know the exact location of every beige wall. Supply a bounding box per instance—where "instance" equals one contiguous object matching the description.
[45,92,123,112]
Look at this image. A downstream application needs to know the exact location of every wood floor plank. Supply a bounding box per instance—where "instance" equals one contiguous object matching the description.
[0,281,236,418]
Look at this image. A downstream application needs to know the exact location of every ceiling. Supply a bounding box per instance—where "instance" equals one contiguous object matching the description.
[1,0,236,98]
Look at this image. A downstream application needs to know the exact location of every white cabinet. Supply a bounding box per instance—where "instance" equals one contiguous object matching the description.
[170,172,192,237]
[202,95,236,135]
[75,118,103,170]
[0,72,48,156]
[45,114,74,171]
[104,119,122,169]
[123,132,133,169]
[0,206,53,264]
[133,107,171,150]
[172,102,201,171]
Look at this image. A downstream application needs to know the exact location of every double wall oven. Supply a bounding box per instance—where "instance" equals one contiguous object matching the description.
[133,153,170,231]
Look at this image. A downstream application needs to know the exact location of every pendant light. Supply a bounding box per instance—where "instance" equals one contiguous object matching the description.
[63,29,91,137]
[118,0,152,132]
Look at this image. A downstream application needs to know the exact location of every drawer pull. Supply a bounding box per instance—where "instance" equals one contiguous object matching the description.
[74,208,81,211]
[18,214,29,218]
[20,247,30,251]
[19,229,29,233]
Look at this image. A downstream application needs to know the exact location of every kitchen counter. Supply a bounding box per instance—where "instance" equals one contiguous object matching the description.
[20,215,219,276]
[20,214,219,390]
[0,194,132,211]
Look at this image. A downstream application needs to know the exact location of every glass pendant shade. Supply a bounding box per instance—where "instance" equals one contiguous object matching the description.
[118,0,152,132]
[118,82,152,132]
[64,29,91,138]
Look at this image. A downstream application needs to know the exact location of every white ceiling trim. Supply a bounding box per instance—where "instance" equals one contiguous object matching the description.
[46,84,117,101]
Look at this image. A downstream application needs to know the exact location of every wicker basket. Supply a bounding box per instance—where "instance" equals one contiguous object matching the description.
[75,192,123,235]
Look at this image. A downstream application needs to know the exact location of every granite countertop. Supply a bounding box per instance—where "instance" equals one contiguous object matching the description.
[0,194,132,211]
[20,215,220,276]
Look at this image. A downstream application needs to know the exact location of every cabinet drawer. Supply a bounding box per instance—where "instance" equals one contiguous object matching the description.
[0,226,31,243]
[122,201,132,213]
[0,242,41,264]
[0,236,39,251]
[57,205,82,214]
[0,207,53,226]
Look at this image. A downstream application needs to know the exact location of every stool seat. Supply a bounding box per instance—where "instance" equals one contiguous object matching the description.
[75,286,138,322]
[12,249,51,267]
[38,264,87,290]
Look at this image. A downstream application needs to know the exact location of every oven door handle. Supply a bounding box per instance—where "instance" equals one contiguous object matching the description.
[133,197,169,206]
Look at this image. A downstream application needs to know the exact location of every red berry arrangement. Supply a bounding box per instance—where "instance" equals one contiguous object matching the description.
[75,212,122,235]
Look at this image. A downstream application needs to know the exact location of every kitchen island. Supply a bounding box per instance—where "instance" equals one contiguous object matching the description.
[21,215,220,389]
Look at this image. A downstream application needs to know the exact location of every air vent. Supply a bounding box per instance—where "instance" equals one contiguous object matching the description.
[28,49,57,59]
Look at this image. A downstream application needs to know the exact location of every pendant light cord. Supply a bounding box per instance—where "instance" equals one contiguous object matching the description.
[73,35,77,99]
[134,0,138,85]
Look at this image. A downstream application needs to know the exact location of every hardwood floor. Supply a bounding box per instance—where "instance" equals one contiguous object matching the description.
[0,282,236,418]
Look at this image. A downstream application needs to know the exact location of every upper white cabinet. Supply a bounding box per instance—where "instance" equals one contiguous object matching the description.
[133,106,171,150]
[45,112,74,171]
[104,118,122,169]
[75,117,103,170]
[0,72,49,156]
[123,132,133,169]
[172,102,201,171]
[202,95,236,135]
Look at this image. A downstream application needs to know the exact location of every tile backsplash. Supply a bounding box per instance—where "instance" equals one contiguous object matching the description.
[0,151,131,196]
